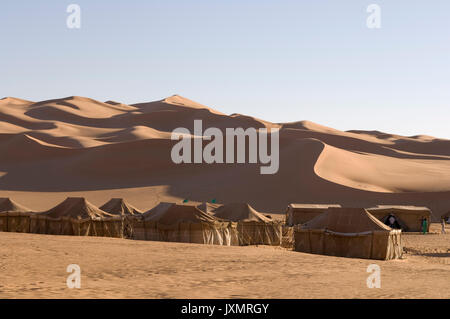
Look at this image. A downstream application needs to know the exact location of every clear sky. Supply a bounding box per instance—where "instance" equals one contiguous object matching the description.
[1,1,449,138]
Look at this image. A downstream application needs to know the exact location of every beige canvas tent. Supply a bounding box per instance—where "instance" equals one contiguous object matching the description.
[134,202,237,245]
[213,203,282,246]
[366,206,431,232]
[0,198,31,213]
[294,207,402,260]
[100,198,143,216]
[39,197,122,237]
[0,198,33,233]
[286,204,342,226]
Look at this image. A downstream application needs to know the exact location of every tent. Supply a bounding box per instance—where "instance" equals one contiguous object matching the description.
[294,207,402,260]
[39,197,122,237]
[42,197,114,219]
[212,203,282,246]
[136,202,236,245]
[100,198,143,216]
[286,204,342,226]
[367,206,432,232]
[0,198,31,213]
[0,198,33,233]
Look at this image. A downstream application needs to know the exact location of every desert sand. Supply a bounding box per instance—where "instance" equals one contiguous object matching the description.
[0,227,448,299]
[1,95,450,299]
[1,95,450,220]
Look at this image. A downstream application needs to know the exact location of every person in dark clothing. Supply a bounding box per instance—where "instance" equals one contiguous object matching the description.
[385,214,401,229]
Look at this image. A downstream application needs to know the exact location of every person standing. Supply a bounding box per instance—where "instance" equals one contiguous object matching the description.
[421,217,428,235]
[442,218,446,234]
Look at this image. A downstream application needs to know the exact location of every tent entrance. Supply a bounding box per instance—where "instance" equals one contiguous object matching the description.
[381,214,407,231]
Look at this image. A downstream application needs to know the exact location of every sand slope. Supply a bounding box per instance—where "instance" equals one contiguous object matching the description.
[1,95,450,219]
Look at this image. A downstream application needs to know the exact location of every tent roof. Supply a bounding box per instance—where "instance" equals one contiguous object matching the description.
[144,202,218,225]
[302,207,392,233]
[144,202,175,217]
[197,202,222,214]
[100,198,143,216]
[0,198,31,213]
[213,203,271,222]
[42,197,114,219]
[367,205,431,215]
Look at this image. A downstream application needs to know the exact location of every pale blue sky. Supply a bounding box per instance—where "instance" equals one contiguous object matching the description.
[1,1,449,138]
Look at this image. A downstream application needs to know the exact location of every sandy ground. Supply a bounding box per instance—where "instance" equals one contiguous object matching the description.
[0,228,448,299]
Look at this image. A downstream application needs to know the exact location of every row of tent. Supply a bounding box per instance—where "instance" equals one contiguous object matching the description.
[1,198,447,260]
[0,198,283,246]
[287,204,450,261]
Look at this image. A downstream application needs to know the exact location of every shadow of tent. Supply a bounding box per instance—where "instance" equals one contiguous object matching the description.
[380,214,409,231]
[422,252,450,258]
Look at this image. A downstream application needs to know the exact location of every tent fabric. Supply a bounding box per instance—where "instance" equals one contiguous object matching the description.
[101,218,123,238]
[213,203,271,222]
[70,218,93,236]
[46,217,63,235]
[236,221,282,246]
[367,206,432,232]
[0,198,126,239]
[294,208,403,260]
[212,203,282,246]
[286,204,342,226]
[29,215,47,234]
[142,220,238,245]
[136,203,237,245]
[100,198,143,216]
[0,198,31,213]
[144,202,176,219]
[1,212,33,233]
[41,197,115,219]
[61,217,74,236]
[0,198,34,233]
[144,203,218,225]
[0,213,7,232]
[303,207,392,232]
[197,202,223,215]
[282,226,294,248]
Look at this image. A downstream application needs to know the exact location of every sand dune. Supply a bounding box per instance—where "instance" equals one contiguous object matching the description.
[1,95,450,220]
[315,143,450,192]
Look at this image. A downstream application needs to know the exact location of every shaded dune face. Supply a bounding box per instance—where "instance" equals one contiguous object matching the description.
[0,95,450,219]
